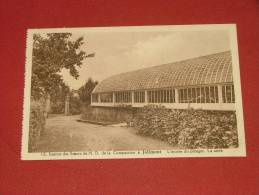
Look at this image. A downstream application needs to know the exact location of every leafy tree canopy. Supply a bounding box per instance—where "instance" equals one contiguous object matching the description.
[78,78,98,105]
[31,33,87,100]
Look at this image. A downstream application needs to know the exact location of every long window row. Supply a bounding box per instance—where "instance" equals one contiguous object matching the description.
[134,91,145,103]
[179,86,218,103]
[147,89,175,103]
[92,84,235,104]
[92,94,99,103]
[115,92,131,103]
[100,93,113,103]
[222,85,235,103]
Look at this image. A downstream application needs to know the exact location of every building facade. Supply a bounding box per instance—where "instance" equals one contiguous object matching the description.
[91,51,235,111]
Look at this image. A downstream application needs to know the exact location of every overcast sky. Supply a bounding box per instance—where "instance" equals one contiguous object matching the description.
[60,29,230,90]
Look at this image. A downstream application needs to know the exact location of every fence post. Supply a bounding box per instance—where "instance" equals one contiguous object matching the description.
[65,95,70,115]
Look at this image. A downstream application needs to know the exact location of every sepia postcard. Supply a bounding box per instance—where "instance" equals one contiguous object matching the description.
[22,24,246,160]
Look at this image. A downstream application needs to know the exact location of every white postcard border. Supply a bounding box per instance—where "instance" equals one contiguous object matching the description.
[21,24,246,160]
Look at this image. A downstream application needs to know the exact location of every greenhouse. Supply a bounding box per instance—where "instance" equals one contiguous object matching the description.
[91,51,235,111]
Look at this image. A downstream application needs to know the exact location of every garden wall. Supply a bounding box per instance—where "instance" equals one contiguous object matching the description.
[81,105,136,123]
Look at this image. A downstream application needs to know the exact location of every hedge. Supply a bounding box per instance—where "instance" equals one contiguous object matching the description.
[131,105,238,149]
[28,101,46,152]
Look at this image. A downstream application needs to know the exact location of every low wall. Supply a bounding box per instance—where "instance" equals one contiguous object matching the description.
[82,106,136,123]
[91,102,235,111]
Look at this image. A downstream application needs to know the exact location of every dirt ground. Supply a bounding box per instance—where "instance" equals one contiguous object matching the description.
[36,115,173,152]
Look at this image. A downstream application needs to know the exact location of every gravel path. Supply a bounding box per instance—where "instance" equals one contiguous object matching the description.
[37,115,173,152]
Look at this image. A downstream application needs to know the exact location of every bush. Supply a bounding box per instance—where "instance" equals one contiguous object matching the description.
[51,96,82,115]
[51,101,65,114]
[28,101,46,152]
[132,105,180,145]
[131,105,238,149]
[69,96,82,115]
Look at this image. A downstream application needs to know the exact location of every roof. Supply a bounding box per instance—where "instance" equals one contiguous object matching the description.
[92,51,233,94]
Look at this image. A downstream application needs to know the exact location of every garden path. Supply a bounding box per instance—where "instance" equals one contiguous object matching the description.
[36,115,173,152]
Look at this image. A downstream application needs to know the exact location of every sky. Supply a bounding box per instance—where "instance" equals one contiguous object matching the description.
[59,29,230,90]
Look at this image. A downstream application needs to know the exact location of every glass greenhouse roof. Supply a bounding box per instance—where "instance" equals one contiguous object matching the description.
[93,51,233,93]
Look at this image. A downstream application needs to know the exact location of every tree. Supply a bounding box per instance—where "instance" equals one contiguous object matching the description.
[31,33,87,100]
[50,82,70,114]
[78,78,98,105]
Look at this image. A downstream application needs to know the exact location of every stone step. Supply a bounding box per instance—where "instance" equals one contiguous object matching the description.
[76,119,118,126]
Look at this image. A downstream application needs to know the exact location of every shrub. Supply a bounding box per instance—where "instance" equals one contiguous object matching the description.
[132,105,180,145]
[131,105,238,149]
[69,96,82,115]
[51,101,65,114]
[28,101,46,152]
[177,110,238,149]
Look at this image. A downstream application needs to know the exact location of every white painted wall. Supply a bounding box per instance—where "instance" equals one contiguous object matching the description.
[91,102,235,111]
